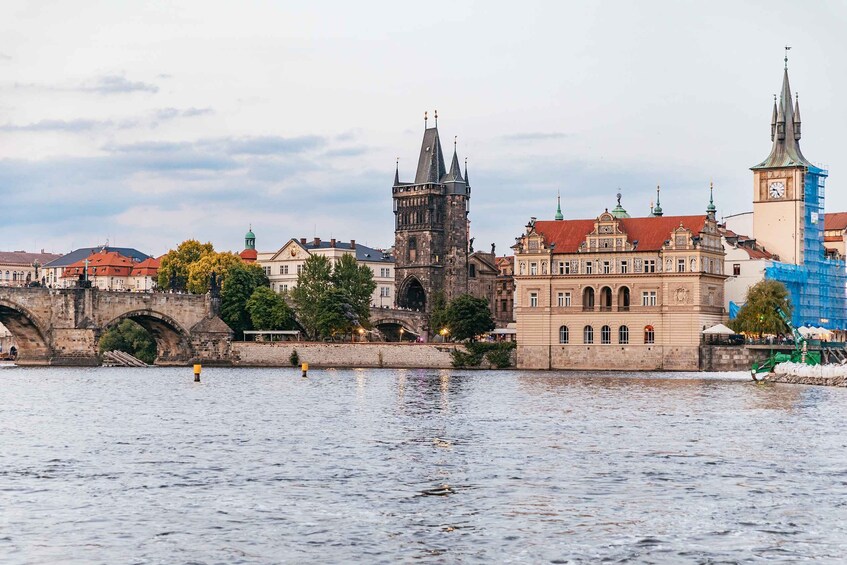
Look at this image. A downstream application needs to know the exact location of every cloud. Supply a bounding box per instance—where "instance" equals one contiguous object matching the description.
[502,132,569,142]
[81,75,159,94]
[0,107,215,132]
[0,118,111,132]
[0,53,10,61]
[153,107,214,121]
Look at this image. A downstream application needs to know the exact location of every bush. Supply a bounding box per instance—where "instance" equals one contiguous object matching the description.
[289,349,300,367]
[450,341,516,368]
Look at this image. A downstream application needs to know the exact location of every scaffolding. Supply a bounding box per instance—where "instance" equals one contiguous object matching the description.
[765,166,847,329]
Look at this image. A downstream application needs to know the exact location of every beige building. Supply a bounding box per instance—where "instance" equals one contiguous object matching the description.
[256,237,395,307]
[0,250,63,286]
[513,197,726,371]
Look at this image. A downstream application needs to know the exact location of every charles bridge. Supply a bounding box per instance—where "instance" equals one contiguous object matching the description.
[0,287,429,366]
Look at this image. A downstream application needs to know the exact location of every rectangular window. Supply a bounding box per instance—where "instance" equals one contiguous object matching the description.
[603,261,611,274]
[263,266,271,276]
[565,292,571,307]
[585,261,593,274]
[282,284,289,292]
[380,287,390,297]
[557,292,565,307]
[677,259,685,272]
[733,263,741,276]
[558,261,565,275]
[297,264,303,275]
[530,263,538,276]
[564,262,571,275]
[529,292,538,307]
[620,260,628,274]
[645,260,656,273]
[641,290,657,306]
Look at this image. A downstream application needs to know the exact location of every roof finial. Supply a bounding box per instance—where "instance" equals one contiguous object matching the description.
[555,190,563,221]
[454,135,457,151]
[434,109,438,127]
[424,111,428,128]
[707,179,716,214]
[653,184,663,217]
[616,191,622,206]
[784,45,791,69]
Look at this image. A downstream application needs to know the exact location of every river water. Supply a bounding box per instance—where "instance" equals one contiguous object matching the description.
[1,367,846,564]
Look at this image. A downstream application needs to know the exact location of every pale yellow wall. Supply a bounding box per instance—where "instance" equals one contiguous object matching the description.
[752,167,805,264]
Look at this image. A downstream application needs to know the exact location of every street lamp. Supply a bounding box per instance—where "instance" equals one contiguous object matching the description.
[358,327,365,342]
[399,328,405,342]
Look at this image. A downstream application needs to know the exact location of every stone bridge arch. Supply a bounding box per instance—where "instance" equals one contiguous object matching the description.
[101,309,195,365]
[0,299,52,365]
[370,308,428,341]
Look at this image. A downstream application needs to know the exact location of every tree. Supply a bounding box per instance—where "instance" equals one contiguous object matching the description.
[331,253,377,328]
[731,279,792,337]
[157,240,215,291]
[444,294,495,342]
[292,255,333,339]
[429,291,449,336]
[98,319,157,364]
[315,287,360,340]
[221,262,269,339]
[246,286,296,331]
[187,251,243,294]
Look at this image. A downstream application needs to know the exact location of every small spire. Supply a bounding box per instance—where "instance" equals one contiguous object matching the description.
[394,157,400,185]
[650,201,654,215]
[464,157,469,185]
[771,94,778,141]
[707,180,716,215]
[555,191,563,221]
[653,184,663,217]
[793,92,802,139]
[454,135,457,151]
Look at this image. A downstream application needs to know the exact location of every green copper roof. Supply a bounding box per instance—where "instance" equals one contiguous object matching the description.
[555,193,563,220]
[611,192,630,219]
[707,182,716,214]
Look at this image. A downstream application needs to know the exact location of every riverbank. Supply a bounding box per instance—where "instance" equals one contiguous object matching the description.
[769,362,847,387]
[231,342,461,369]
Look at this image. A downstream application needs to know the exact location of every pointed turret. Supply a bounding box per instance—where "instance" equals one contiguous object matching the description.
[770,95,778,141]
[707,181,716,219]
[793,93,801,139]
[653,185,663,217]
[464,157,469,187]
[555,192,563,221]
[753,61,811,169]
[444,137,464,182]
[393,158,400,186]
[414,110,447,184]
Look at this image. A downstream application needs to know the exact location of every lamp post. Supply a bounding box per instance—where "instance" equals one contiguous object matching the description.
[399,328,405,342]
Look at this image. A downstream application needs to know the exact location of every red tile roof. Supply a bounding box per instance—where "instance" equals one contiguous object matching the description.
[825,212,847,231]
[533,215,708,253]
[240,249,258,262]
[62,250,135,278]
[130,257,160,277]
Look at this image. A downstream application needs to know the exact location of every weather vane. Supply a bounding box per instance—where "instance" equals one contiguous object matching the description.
[784,45,791,68]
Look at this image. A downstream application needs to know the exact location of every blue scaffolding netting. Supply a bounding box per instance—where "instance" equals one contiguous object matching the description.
[764,166,847,329]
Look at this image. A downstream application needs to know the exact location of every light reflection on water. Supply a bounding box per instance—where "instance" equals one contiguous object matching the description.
[1,367,846,563]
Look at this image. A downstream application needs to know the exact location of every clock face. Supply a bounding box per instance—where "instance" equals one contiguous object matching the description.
[769,181,786,199]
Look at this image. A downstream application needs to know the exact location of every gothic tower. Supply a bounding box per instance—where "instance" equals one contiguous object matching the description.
[393,112,470,311]
[751,55,824,265]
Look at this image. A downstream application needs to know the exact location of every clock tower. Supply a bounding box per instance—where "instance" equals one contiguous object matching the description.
[751,57,824,265]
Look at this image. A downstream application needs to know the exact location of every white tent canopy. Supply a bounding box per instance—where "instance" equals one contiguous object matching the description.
[702,323,736,335]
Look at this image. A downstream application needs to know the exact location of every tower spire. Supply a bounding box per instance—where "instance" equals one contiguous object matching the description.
[707,180,716,218]
[555,191,563,221]
[434,109,438,128]
[394,157,400,186]
[771,94,778,141]
[464,157,469,186]
[653,185,663,217]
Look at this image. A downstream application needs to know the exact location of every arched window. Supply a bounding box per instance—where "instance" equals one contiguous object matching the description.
[601,325,611,344]
[582,287,595,311]
[599,286,612,311]
[583,325,594,344]
[644,325,655,344]
[4,271,8,280]
[559,325,569,344]
[618,286,630,311]
[619,325,629,344]
[12,272,17,282]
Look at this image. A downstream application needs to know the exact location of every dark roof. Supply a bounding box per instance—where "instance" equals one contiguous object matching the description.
[303,241,394,263]
[443,147,465,183]
[43,246,150,268]
[752,67,813,169]
[414,127,447,184]
[533,215,708,253]
[0,251,63,266]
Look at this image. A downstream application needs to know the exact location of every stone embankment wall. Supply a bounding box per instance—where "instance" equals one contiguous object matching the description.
[699,345,770,372]
[770,362,847,387]
[231,342,462,369]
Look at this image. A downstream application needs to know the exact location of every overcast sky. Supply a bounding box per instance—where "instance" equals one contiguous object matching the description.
[2,1,846,257]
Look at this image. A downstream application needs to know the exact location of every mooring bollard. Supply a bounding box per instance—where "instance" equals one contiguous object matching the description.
[301,362,309,378]
[194,363,202,382]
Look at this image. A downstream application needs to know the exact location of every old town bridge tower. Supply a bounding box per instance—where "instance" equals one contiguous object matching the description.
[392,112,470,312]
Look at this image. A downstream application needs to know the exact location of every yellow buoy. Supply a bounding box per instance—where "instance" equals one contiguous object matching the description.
[193,364,202,382]
[301,362,309,377]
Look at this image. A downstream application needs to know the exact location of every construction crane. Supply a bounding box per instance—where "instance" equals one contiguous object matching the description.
[751,307,820,379]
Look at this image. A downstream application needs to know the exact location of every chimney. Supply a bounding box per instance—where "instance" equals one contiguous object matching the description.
[314,237,321,246]
[300,238,307,245]
[330,238,336,248]
[350,239,356,249]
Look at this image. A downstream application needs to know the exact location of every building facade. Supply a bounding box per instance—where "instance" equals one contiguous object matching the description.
[0,250,63,286]
[749,60,847,327]
[43,246,150,289]
[256,237,395,307]
[494,256,515,325]
[513,198,726,371]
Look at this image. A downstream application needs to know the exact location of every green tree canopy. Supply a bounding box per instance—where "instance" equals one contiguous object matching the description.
[291,254,333,339]
[428,291,448,336]
[330,253,377,328]
[246,286,296,332]
[444,294,495,342]
[157,239,215,291]
[730,279,792,337]
[187,251,244,294]
[98,319,156,364]
[221,262,269,338]
[314,286,360,340]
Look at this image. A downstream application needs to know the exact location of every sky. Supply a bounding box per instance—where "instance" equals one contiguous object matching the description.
[2,0,847,258]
